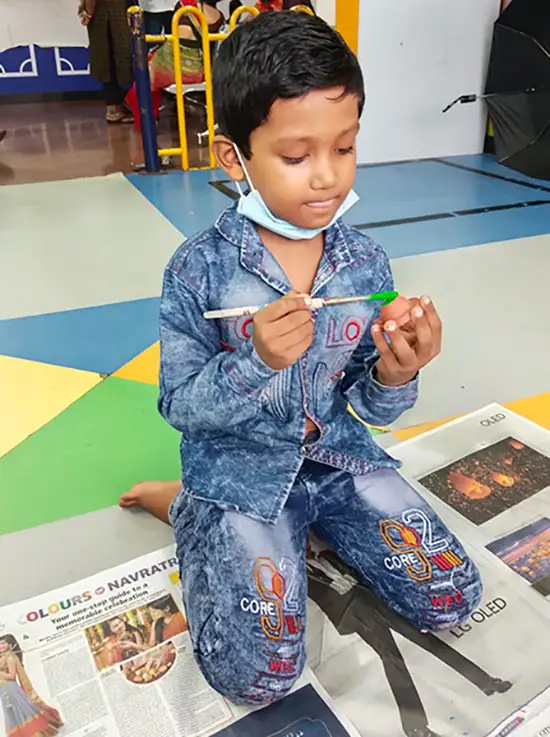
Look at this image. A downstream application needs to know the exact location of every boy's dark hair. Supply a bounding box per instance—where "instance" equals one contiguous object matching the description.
[213,12,364,159]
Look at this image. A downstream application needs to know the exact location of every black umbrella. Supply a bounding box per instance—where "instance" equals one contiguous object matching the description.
[443,0,550,180]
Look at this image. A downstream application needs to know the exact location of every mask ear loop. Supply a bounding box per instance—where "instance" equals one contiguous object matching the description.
[233,144,254,196]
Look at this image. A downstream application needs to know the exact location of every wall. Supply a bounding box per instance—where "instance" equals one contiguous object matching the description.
[0,0,97,95]
[316,0,335,26]
[0,45,100,95]
[356,0,500,164]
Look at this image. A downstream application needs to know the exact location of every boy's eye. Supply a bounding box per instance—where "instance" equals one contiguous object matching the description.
[337,146,355,155]
[282,155,307,165]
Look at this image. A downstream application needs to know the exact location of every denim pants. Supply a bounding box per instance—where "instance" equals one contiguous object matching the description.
[169,461,482,705]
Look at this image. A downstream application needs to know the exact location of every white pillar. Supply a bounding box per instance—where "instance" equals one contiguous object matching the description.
[356,0,500,163]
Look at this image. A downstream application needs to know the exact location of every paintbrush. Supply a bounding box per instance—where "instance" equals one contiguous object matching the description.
[203,291,398,320]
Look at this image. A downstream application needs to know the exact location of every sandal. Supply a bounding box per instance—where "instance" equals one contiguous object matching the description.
[106,112,133,124]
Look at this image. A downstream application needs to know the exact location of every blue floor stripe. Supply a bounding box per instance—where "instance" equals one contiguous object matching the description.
[347,160,549,226]
[367,203,550,258]
[128,156,550,253]
[0,299,160,374]
[127,169,229,236]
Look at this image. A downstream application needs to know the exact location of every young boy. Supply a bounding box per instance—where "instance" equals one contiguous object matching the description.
[121,11,482,707]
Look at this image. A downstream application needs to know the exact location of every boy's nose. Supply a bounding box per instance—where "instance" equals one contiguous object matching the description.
[310,158,337,190]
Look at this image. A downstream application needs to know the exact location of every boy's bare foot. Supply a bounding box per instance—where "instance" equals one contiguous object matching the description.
[119,481,181,524]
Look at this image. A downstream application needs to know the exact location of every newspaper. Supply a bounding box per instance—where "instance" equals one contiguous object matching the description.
[1,403,549,737]
[0,548,359,737]
[484,687,550,737]
[305,403,549,737]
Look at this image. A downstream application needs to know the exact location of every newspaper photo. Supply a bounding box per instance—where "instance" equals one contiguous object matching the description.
[0,546,358,737]
[486,518,550,598]
[418,436,550,525]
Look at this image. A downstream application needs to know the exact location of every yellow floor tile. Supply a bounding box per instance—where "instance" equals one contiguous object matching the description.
[0,355,100,458]
[394,392,550,441]
[114,342,160,385]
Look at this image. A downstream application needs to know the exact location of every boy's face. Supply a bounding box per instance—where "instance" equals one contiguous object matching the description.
[215,87,360,230]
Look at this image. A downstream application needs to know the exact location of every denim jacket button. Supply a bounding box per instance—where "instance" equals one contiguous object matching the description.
[301,446,308,455]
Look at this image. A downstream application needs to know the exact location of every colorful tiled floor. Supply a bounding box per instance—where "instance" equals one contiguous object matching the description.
[1,155,549,605]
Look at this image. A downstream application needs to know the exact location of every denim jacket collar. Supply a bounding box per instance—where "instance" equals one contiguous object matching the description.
[215,203,356,287]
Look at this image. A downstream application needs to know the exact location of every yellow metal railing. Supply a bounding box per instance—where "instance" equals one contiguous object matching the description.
[290,5,315,15]
[145,4,318,171]
[146,5,259,171]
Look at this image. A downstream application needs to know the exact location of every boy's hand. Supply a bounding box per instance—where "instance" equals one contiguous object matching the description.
[372,296,442,386]
[253,293,314,371]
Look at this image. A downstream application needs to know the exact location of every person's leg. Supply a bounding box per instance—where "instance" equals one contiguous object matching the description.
[144,10,162,37]
[159,10,174,33]
[104,25,132,122]
[175,484,310,704]
[104,80,126,107]
[123,480,310,704]
[143,11,172,51]
[312,467,482,632]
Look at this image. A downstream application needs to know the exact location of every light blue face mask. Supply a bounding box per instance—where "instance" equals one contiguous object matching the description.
[233,145,359,241]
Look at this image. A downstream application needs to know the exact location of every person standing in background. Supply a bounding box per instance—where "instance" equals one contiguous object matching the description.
[78,0,134,124]
[140,0,175,40]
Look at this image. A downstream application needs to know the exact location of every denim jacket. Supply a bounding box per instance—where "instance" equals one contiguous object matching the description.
[159,204,418,524]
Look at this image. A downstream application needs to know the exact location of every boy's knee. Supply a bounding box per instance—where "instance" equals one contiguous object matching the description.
[197,641,306,706]
[417,559,483,632]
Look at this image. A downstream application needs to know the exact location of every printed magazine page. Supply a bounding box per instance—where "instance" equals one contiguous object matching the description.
[0,548,359,737]
[304,405,550,737]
